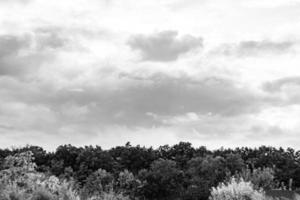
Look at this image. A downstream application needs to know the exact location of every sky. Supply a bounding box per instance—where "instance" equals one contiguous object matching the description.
[1,0,300,151]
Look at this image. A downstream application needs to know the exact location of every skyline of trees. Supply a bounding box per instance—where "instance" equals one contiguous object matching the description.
[0,142,299,200]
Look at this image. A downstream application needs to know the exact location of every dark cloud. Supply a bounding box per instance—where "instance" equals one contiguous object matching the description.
[261,76,300,106]
[0,35,30,58]
[262,76,300,92]
[214,40,295,57]
[0,34,33,76]
[1,72,262,129]
[59,74,261,126]
[128,31,203,61]
[0,30,67,78]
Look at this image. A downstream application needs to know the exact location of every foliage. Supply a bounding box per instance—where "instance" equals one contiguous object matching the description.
[82,169,114,197]
[117,170,141,198]
[31,188,54,200]
[185,155,228,200]
[0,144,299,200]
[210,177,265,200]
[138,159,185,199]
[0,151,81,200]
[109,143,157,174]
[234,167,275,190]
[87,190,129,200]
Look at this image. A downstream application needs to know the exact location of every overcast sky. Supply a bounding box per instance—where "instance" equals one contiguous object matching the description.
[1,0,300,150]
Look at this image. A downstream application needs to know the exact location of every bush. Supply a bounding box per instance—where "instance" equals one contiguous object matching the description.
[0,182,27,200]
[88,190,129,200]
[234,167,275,190]
[82,169,114,197]
[117,170,141,198]
[0,152,80,200]
[100,190,129,200]
[8,192,23,200]
[31,189,53,200]
[210,177,266,200]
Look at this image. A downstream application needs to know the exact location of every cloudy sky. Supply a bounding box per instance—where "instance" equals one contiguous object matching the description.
[1,0,300,150]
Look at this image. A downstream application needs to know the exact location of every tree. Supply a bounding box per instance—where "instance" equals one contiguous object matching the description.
[82,169,114,197]
[74,146,116,184]
[12,145,49,172]
[138,159,184,199]
[186,156,227,200]
[168,142,195,169]
[0,151,37,185]
[224,153,245,174]
[109,144,157,174]
[0,151,80,200]
[117,170,141,198]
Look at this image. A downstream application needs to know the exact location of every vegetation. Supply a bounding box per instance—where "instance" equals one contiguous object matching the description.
[0,143,299,200]
[210,178,265,200]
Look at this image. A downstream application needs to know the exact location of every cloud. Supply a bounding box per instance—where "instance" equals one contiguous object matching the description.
[0,29,68,78]
[0,71,262,131]
[261,76,300,105]
[0,34,34,77]
[144,110,294,149]
[0,0,31,4]
[166,0,207,10]
[35,27,67,50]
[213,40,295,57]
[0,34,30,58]
[128,31,203,62]
[1,0,300,150]
[262,76,300,92]
[1,70,274,150]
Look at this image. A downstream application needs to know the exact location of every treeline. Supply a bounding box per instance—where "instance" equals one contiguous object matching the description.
[0,142,299,200]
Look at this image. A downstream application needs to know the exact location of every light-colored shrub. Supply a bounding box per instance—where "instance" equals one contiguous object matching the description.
[235,167,275,190]
[31,188,54,200]
[210,177,266,200]
[88,189,129,200]
[0,152,80,200]
[0,182,28,200]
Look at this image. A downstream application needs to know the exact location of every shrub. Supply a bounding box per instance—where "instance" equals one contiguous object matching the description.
[56,179,80,200]
[234,167,275,190]
[117,170,141,198]
[31,189,53,200]
[100,190,129,200]
[210,177,266,200]
[8,192,23,200]
[82,169,114,197]
[0,152,80,200]
[88,190,129,200]
[0,182,28,200]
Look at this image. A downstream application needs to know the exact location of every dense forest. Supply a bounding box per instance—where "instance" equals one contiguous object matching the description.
[0,142,300,200]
